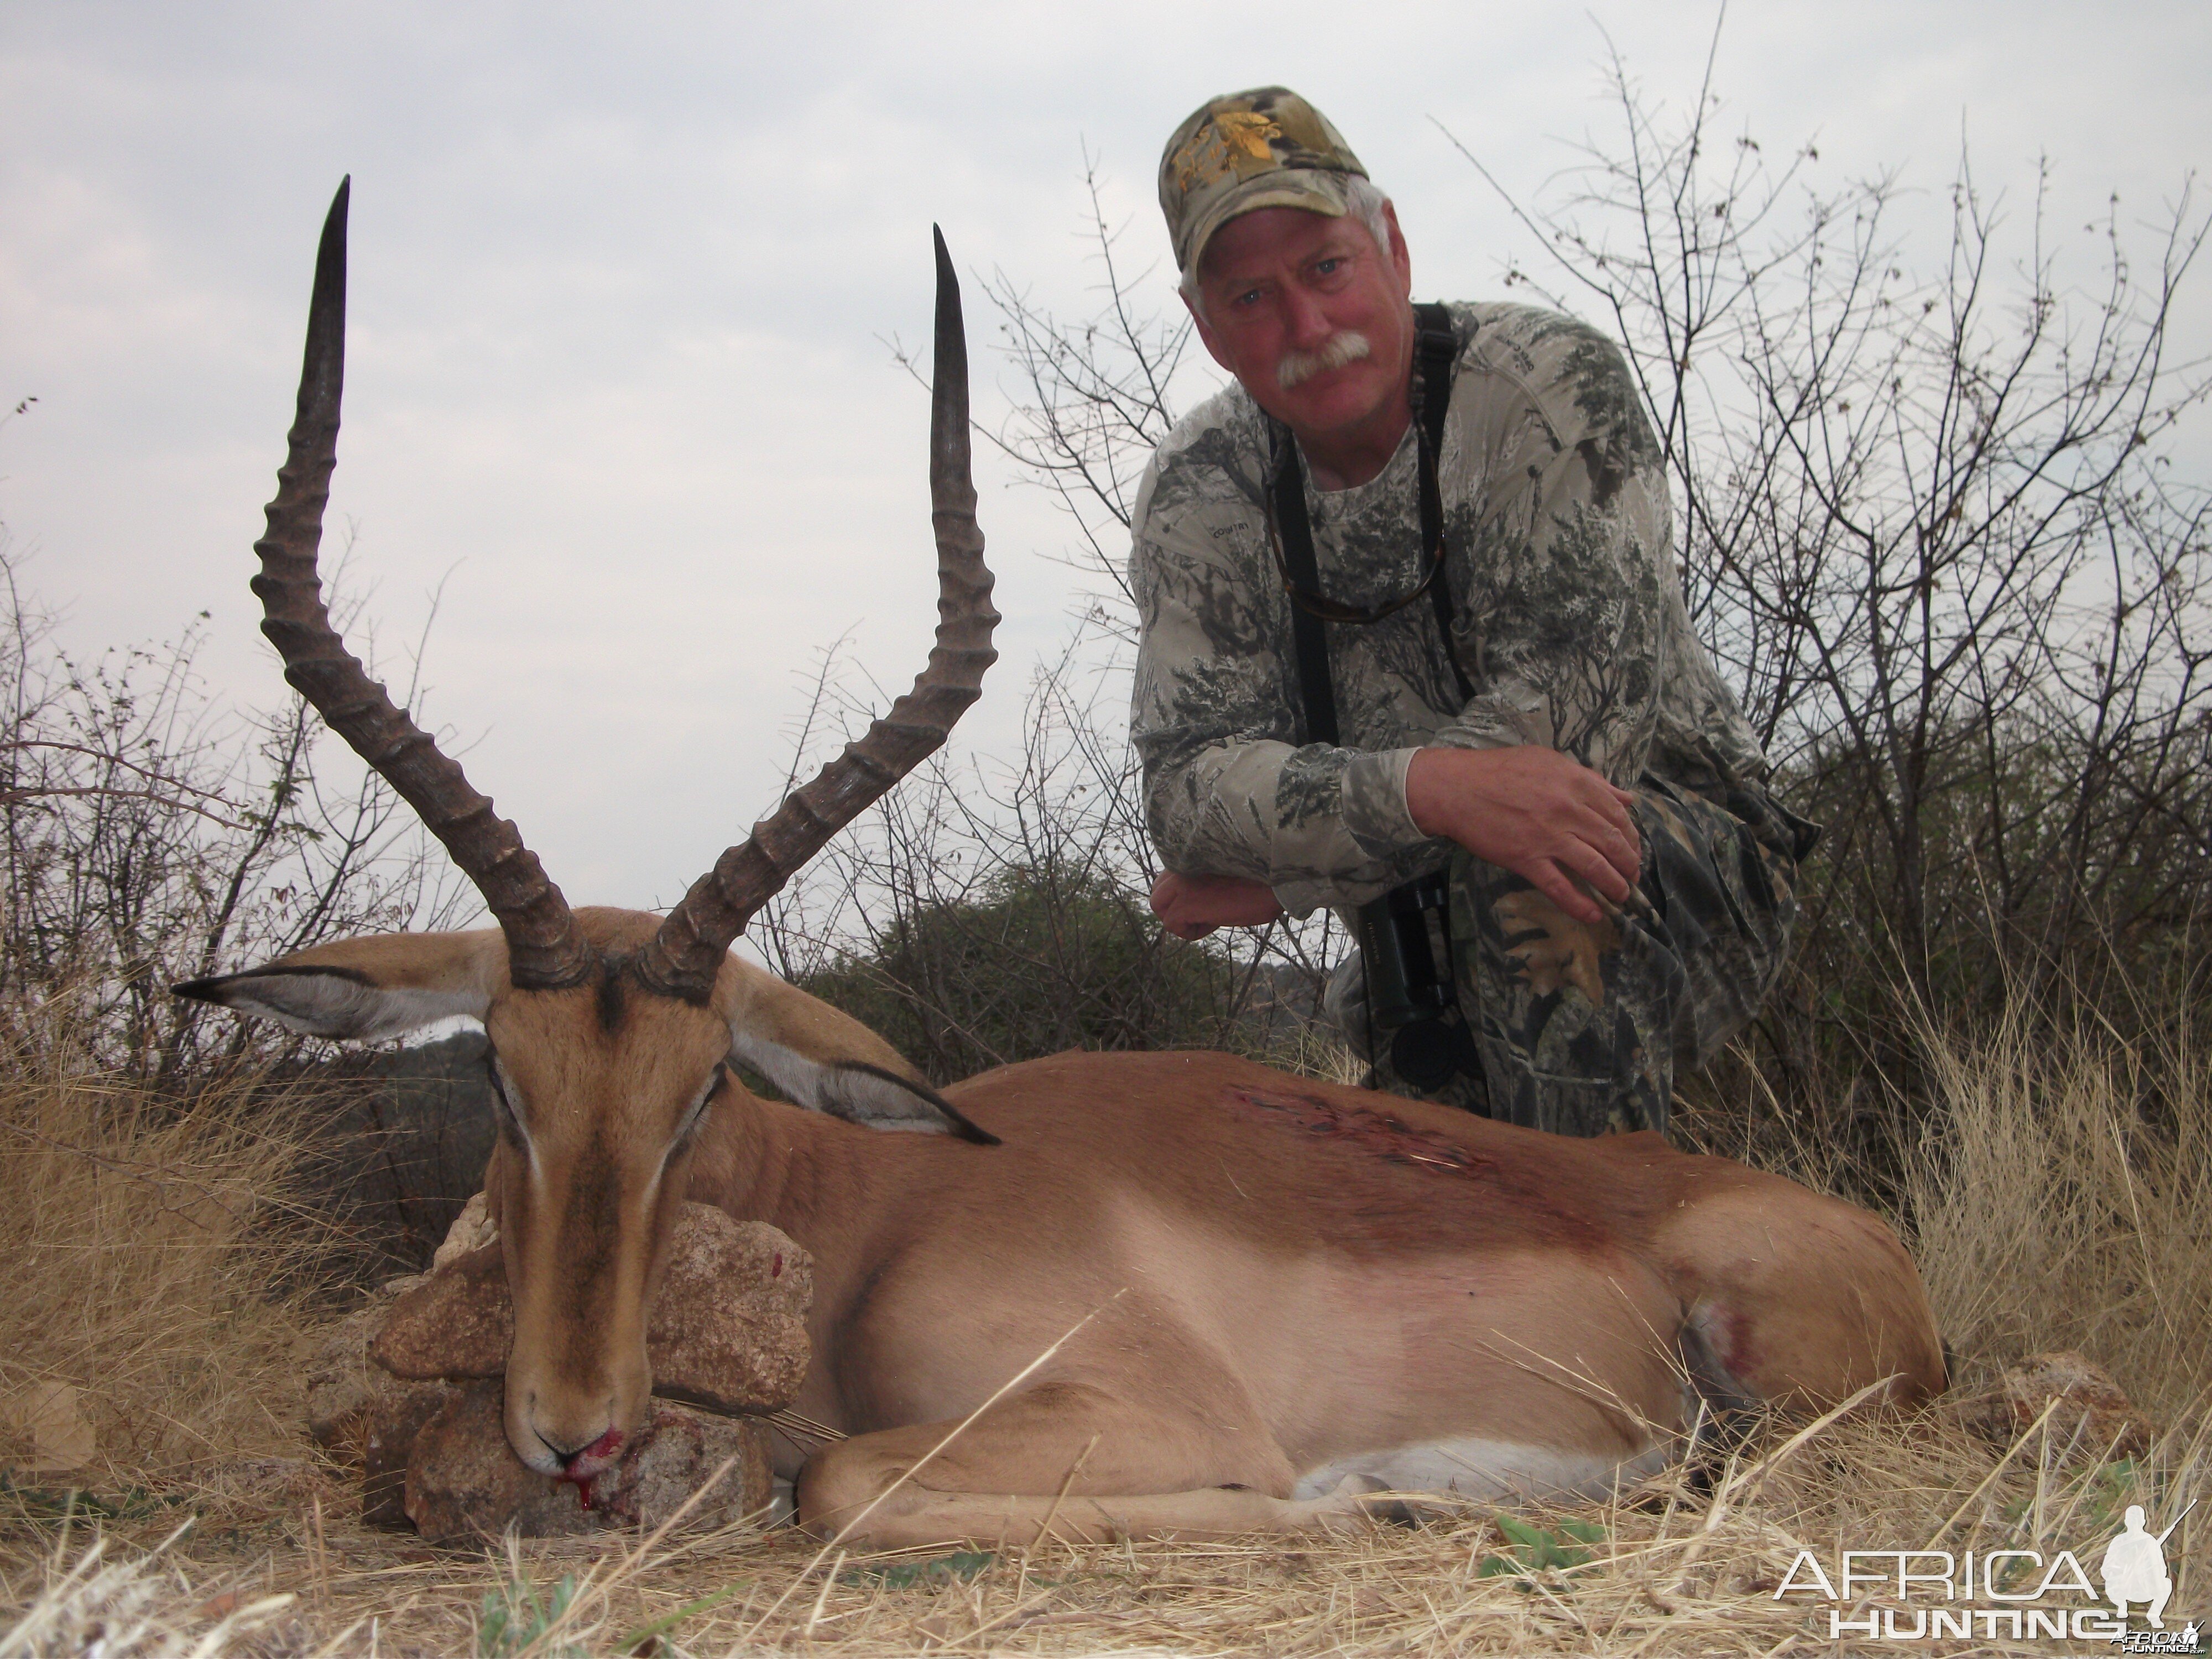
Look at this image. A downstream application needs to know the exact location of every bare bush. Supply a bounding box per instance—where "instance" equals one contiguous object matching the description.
[978,158,1199,633]
[759,632,1339,1079]
[1443,44,2212,1094]
[0,547,468,1083]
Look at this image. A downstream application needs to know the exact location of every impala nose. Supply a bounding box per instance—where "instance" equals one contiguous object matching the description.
[550,1425,625,1476]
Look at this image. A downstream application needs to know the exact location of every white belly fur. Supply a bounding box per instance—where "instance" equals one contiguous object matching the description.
[1291,1437,1670,1503]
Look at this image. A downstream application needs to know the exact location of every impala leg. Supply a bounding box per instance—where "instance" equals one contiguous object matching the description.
[796,1381,1369,1548]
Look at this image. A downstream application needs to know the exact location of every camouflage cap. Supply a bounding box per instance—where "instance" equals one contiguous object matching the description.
[1159,87,1368,276]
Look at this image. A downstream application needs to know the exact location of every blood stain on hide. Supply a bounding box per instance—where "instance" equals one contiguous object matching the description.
[1220,1086,1609,1249]
[1222,1087,1499,1178]
[1720,1310,1760,1380]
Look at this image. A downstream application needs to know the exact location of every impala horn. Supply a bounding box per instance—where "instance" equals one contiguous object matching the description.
[634,226,998,1003]
[251,178,593,990]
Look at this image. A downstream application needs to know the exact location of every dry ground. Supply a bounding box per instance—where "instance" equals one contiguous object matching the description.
[2,995,2205,1657]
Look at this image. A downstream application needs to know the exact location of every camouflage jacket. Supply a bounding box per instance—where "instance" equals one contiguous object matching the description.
[1130,301,1773,917]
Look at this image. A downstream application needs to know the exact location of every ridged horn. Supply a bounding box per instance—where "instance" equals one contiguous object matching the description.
[250,179,593,991]
[634,226,999,1003]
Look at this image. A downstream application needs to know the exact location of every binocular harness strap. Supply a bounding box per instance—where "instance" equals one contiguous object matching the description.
[1265,303,1485,1097]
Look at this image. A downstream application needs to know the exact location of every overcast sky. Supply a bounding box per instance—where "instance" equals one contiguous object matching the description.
[5,0,2206,919]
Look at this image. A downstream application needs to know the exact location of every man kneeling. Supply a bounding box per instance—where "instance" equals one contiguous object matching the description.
[1134,86,1817,1136]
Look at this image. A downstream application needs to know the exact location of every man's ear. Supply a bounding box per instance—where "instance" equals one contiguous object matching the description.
[1182,285,1236,374]
[1380,200,1413,296]
[173,931,507,1040]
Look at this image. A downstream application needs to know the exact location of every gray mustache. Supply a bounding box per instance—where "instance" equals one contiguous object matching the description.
[1277,332,1373,389]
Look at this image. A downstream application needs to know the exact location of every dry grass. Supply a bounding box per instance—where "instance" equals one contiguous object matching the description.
[1906,1005,2212,1421]
[0,992,333,1490]
[5,1405,2203,1656]
[2,990,2206,1656]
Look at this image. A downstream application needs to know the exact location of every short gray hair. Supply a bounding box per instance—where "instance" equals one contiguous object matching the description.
[1180,175,1395,321]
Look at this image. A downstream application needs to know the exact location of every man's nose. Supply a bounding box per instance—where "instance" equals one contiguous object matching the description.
[1281,282,1334,347]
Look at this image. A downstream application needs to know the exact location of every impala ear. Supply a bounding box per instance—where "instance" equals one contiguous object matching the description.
[716,960,997,1144]
[727,1036,998,1143]
[173,931,507,1041]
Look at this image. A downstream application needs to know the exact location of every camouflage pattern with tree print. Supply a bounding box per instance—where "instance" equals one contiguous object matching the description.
[1134,301,1814,1133]
[1324,779,1807,1135]
[1131,300,1776,916]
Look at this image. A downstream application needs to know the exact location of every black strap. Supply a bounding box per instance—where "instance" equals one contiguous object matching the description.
[1411,300,1457,455]
[1411,303,1472,703]
[1271,428,1341,744]
[1268,301,1471,749]
[1274,306,1485,1099]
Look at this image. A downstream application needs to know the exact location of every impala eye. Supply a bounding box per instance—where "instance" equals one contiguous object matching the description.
[671,1065,728,1154]
[483,1053,527,1149]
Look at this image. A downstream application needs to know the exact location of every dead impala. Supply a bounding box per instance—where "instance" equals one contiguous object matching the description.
[180,182,1944,1550]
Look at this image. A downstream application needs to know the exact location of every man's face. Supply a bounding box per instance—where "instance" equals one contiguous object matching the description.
[1187,204,1415,448]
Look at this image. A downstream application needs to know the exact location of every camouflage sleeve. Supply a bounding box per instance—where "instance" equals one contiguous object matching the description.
[1130,312,1684,917]
[1129,434,1447,917]
[1422,310,1668,785]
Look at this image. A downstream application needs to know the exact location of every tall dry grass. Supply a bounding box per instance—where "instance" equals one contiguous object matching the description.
[0,990,331,1488]
[1906,1002,2212,1420]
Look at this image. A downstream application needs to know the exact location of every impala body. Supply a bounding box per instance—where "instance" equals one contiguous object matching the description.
[181,184,1944,1550]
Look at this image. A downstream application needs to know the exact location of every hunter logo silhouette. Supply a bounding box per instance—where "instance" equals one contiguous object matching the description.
[2103,1500,2193,1630]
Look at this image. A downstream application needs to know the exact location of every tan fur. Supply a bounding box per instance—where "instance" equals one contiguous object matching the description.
[691,1050,1944,1545]
[273,928,512,994]
[194,921,1946,1545]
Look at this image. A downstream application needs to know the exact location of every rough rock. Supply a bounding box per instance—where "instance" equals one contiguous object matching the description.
[432,1190,498,1271]
[649,1208,812,1413]
[1968,1350,2157,1457]
[305,1284,419,1453]
[402,1381,593,1543]
[589,1401,777,1532]
[403,1380,773,1546]
[361,1379,461,1529]
[370,1241,510,1380]
[371,1202,812,1415]
[328,1198,808,1539]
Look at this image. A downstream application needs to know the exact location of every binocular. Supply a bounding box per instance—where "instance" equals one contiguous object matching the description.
[1355,872,1482,1092]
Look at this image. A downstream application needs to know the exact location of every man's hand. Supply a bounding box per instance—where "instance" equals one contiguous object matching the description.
[1406,747,1642,926]
[1150,871,1286,941]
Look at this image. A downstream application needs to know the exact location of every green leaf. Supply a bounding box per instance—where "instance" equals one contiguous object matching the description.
[841,1550,997,1589]
[1485,1513,1599,1574]
[477,1568,585,1659]
[1494,1514,1551,1550]
[615,1581,749,1654]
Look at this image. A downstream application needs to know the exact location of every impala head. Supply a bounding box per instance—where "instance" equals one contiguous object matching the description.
[176,180,998,1478]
